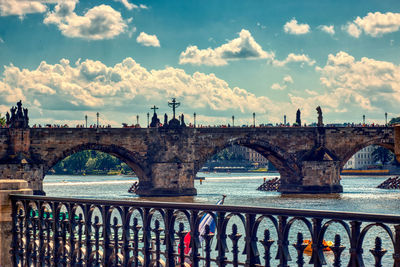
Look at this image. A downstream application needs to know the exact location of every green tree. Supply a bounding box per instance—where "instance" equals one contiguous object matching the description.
[389,117,400,125]
[372,146,394,165]
[0,113,5,126]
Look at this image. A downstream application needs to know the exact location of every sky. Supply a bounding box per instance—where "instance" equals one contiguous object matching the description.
[1,0,400,127]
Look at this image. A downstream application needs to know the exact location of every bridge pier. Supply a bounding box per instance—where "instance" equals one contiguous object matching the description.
[395,125,400,163]
[279,160,342,194]
[0,163,45,195]
[135,162,197,196]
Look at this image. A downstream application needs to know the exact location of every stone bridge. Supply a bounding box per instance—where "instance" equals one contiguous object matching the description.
[0,125,398,196]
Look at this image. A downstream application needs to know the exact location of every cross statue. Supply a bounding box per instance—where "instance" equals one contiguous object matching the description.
[168,98,180,119]
[151,105,159,115]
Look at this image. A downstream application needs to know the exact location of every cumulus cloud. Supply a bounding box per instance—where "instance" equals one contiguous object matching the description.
[113,0,138,10]
[319,25,335,35]
[0,0,49,18]
[272,53,316,67]
[179,29,274,66]
[0,57,277,123]
[136,32,160,47]
[344,12,400,38]
[44,2,127,40]
[283,18,310,35]
[316,51,400,109]
[270,75,293,90]
[342,22,362,38]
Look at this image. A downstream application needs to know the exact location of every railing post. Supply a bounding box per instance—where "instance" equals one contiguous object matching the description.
[164,209,175,267]
[348,221,362,267]
[276,216,289,267]
[0,179,32,267]
[143,208,152,266]
[310,218,325,266]
[393,225,400,267]
[245,213,260,266]
[216,211,227,267]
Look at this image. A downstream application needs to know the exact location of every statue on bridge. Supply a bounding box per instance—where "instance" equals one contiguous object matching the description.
[6,101,29,128]
[167,98,182,128]
[296,109,301,126]
[316,106,323,127]
[149,105,161,127]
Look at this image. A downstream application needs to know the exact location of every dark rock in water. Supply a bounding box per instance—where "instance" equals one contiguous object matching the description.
[377,176,400,189]
[128,181,139,193]
[257,177,281,191]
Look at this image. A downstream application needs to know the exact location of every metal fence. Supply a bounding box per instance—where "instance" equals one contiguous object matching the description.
[10,194,400,267]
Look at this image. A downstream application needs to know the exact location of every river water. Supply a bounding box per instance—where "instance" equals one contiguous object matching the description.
[43,173,400,266]
[44,172,400,215]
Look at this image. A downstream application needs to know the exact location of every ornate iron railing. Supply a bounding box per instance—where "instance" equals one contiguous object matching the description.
[10,194,400,267]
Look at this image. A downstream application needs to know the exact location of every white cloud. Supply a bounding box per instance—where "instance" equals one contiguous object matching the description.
[0,37,3,43]
[271,75,293,90]
[113,0,138,10]
[179,29,274,66]
[0,57,276,121]
[319,25,335,35]
[283,75,294,84]
[342,22,362,38]
[344,12,400,38]
[272,53,316,67]
[283,18,310,35]
[136,32,160,47]
[314,51,400,111]
[44,2,127,40]
[0,0,55,18]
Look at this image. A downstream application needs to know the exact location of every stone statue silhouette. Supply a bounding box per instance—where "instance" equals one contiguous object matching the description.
[316,106,323,127]
[164,113,168,127]
[296,109,301,126]
[181,114,186,127]
[6,112,10,125]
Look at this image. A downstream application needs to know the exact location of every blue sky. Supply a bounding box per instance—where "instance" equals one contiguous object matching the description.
[1,0,400,127]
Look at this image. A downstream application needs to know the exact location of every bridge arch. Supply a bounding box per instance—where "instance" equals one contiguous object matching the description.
[42,143,149,183]
[340,138,395,169]
[195,137,302,185]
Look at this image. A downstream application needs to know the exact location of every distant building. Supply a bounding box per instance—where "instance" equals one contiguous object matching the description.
[228,145,268,166]
[344,145,375,169]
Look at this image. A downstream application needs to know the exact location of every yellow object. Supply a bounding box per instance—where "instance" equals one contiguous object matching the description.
[303,240,332,252]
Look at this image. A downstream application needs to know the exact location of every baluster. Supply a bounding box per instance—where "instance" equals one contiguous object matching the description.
[164,209,176,267]
[216,211,227,267]
[84,207,93,266]
[203,224,214,267]
[25,208,33,266]
[370,237,387,267]
[10,199,19,266]
[142,208,152,266]
[18,209,25,265]
[394,225,400,267]
[111,217,122,266]
[228,224,242,267]
[93,216,102,266]
[74,213,84,267]
[122,207,130,267]
[293,232,307,267]
[190,210,200,267]
[45,215,53,266]
[330,234,345,267]
[177,222,188,267]
[310,218,325,266]
[54,211,62,265]
[152,219,163,267]
[39,207,46,265]
[244,213,260,266]
[131,217,142,266]
[276,215,289,267]
[32,213,39,266]
[259,229,274,267]
[348,221,362,267]
[60,213,68,267]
